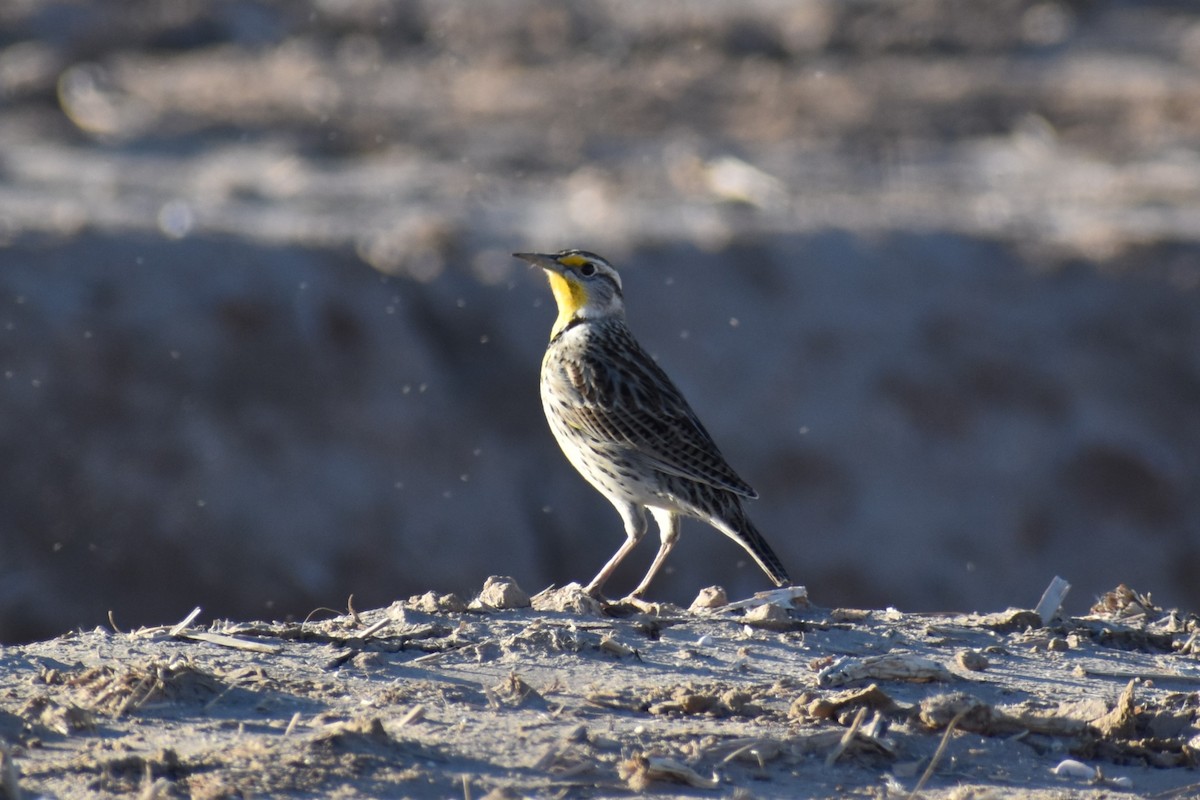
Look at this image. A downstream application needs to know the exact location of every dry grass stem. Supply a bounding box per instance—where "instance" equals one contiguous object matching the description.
[168,607,203,637]
[909,707,969,799]
[825,705,868,767]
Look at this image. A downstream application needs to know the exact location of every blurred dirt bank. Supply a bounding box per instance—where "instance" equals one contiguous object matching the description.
[1,1,1199,642]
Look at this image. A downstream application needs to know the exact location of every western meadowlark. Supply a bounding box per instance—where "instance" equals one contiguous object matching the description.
[514,249,791,600]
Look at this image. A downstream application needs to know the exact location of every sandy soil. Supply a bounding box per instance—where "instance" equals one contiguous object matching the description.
[2,579,1198,798]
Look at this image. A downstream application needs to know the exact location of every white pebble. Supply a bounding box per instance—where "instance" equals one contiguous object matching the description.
[1051,759,1096,780]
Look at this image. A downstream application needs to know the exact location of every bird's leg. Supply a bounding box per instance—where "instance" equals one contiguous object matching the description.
[584,504,646,598]
[626,508,680,600]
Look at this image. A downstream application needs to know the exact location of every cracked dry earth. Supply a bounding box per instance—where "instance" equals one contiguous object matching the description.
[2,580,1200,799]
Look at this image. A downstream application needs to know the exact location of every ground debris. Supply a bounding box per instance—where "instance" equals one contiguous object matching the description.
[974,608,1043,633]
[1051,757,1097,780]
[486,672,543,708]
[597,634,637,658]
[1092,584,1159,619]
[310,716,393,751]
[83,747,183,795]
[64,658,223,717]
[584,689,646,713]
[956,649,990,671]
[919,693,1024,735]
[604,597,688,618]
[1086,736,1200,769]
[18,695,94,735]
[7,590,1200,798]
[790,725,896,763]
[689,586,728,611]
[497,619,595,657]
[407,591,468,614]
[1072,680,1200,768]
[916,679,1200,771]
[617,753,719,791]
[474,576,531,610]
[1068,619,1180,653]
[1004,704,1091,737]
[1051,758,1136,790]
[918,693,1097,738]
[792,683,903,721]
[741,603,801,631]
[531,583,604,615]
[1035,576,1072,624]
[1091,679,1138,739]
[701,735,784,766]
[648,685,763,718]
[718,586,810,613]
[818,652,955,687]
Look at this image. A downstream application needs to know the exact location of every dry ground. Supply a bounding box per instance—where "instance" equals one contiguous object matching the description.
[2,579,1199,798]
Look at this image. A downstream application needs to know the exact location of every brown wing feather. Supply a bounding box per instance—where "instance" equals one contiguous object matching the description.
[556,322,758,499]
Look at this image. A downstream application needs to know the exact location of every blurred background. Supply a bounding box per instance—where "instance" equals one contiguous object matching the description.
[2,0,1199,643]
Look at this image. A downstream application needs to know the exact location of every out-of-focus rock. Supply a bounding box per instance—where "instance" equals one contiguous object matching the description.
[531,584,604,615]
[475,576,531,611]
[689,586,729,611]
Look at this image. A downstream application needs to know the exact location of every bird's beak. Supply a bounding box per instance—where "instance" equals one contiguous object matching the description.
[513,252,562,273]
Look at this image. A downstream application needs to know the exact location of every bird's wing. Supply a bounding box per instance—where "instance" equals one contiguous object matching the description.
[557,332,758,499]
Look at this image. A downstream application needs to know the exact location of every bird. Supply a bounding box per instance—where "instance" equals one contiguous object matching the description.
[513,249,790,600]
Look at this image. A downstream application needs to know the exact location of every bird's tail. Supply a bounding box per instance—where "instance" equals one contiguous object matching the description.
[716,505,791,587]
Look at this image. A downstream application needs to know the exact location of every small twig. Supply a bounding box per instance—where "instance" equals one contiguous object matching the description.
[182,631,283,654]
[116,674,159,718]
[825,706,868,767]
[411,641,484,664]
[301,607,344,625]
[357,618,390,641]
[397,705,425,727]
[720,738,779,768]
[909,708,969,799]
[284,712,302,736]
[168,607,203,637]
[721,741,760,764]
[461,773,471,800]
[348,594,361,625]
[107,610,125,634]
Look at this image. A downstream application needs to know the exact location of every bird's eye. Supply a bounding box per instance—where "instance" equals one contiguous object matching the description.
[580,263,596,277]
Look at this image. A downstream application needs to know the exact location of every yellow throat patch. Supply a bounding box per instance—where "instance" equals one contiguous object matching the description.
[546,269,587,338]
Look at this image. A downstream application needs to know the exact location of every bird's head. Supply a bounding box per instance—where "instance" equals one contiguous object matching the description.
[513,249,625,337]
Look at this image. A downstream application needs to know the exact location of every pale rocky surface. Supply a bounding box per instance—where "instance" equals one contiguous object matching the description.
[1,581,1199,798]
[1,0,1200,644]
